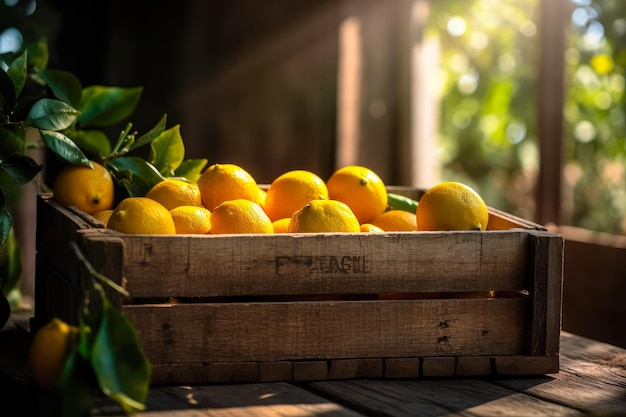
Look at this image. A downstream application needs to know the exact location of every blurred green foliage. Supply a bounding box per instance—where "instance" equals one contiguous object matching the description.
[427,0,541,223]
[563,0,626,234]
[429,0,626,235]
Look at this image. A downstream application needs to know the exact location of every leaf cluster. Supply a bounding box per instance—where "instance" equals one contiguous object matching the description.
[40,242,151,417]
[0,37,207,413]
[0,37,207,248]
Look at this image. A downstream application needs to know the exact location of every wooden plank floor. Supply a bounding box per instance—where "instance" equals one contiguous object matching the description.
[88,331,626,416]
[2,312,625,416]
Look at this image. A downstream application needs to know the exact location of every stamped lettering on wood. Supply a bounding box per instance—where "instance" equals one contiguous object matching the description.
[275,256,369,275]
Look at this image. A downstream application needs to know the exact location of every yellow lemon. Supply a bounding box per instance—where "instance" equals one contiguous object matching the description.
[360,223,384,233]
[197,163,262,210]
[263,170,329,222]
[256,186,267,209]
[210,199,274,234]
[145,179,203,211]
[416,181,489,231]
[108,197,176,234]
[30,318,78,390]
[326,165,387,224]
[91,209,113,226]
[288,199,360,233]
[272,217,292,234]
[371,210,418,231]
[170,206,212,234]
[52,161,114,214]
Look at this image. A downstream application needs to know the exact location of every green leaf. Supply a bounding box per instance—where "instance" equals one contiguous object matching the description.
[149,124,184,176]
[48,347,98,417]
[0,191,11,247]
[0,127,26,156]
[7,49,27,98]
[131,114,167,150]
[0,68,16,116]
[70,129,112,158]
[78,86,143,128]
[90,301,150,414]
[26,98,80,130]
[40,130,92,167]
[27,36,49,69]
[36,68,83,108]
[0,153,43,184]
[174,158,208,183]
[107,156,165,197]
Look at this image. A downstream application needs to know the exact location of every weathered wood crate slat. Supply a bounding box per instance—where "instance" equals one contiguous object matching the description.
[34,188,564,384]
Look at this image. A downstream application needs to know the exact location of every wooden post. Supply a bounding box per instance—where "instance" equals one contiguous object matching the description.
[536,0,569,225]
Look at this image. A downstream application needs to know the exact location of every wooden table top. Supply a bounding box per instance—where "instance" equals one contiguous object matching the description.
[2,315,625,417]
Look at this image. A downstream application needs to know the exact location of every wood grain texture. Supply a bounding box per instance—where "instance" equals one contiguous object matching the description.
[258,361,293,382]
[328,358,383,380]
[384,358,420,378]
[122,298,526,364]
[95,382,367,417]
[526,231,564,357]
[421,356,456,376]
[493,331,626,416]
[495,355,559,375]
[455,356,492,376]
[307,379,583,417]
[116,231,531,298]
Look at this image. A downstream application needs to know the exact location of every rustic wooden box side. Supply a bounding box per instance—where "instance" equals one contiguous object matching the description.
[122,298,527,363]
[34,193,564,382]
[113,231,532,299]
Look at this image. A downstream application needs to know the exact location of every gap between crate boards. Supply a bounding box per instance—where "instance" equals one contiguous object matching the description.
[123,291,530,305]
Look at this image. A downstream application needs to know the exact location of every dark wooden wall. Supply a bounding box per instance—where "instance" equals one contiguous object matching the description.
[46,0,415,184]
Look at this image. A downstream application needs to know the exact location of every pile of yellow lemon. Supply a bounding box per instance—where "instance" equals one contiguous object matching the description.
[52,161,489,235]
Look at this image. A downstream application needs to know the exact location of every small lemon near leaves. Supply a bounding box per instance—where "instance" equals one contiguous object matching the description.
[53,161,114,214]
[30,318,78,390]
[416,181,489,231]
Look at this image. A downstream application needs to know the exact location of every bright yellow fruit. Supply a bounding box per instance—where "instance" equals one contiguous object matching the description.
[170,205,212,234]
[288,199,360,233]
[326,165,388,224]
[416,181,489,231]
[145,179,203,211]
[272,217,291,234]
[91,209,113,226]
[360,223,384,233]
[30,317,78,390]
[210,199,274,234]
[371,210,418,231]
[263,170,329,222]
[256,187,267,209]
[108,197,176,234]
[52,161,114,214]
[197,163,262,210]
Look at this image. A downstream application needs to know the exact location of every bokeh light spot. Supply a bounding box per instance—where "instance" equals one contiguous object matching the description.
[574,120,597,143]
[447,16,467,37]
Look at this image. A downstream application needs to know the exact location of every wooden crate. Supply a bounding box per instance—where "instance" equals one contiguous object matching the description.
[33,188,563,384]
